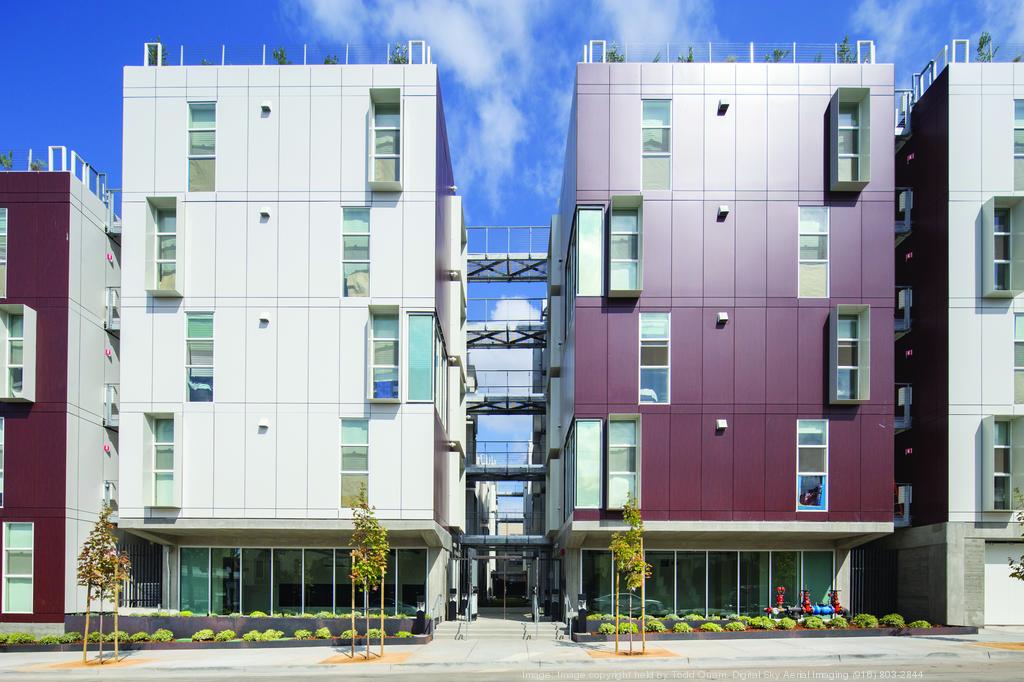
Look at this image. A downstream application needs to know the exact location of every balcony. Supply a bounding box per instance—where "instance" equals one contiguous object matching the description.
[895,188,913,245]
[461,511,548,547]
[895,384,912,433]
[103,383,119,429]
[894,287,912,338]
[894,484,912,527]
[467,441,546,482]
[104,287,121,332]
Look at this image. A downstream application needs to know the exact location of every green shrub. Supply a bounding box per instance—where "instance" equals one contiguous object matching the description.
[737,616,752,624]
[748,616,776,630]
[724,621,746,631]
[699,622,723,632]
[87,631,105,643]
[617,622,638,634]
[178,611,193,617]
[645,619,666,633]
[314,611,334,618]
[777,617,797,630]
[597,622,615,635]
[827,616,849,629]
[191,629,215,642]
[366,628,384,639]
[262,629,284,641]
[666,613,681,620]
[684,613,705,621]
[0,633,10,645]
[6,633,36,645]
[802,616,825,629]
[601,614,615,620]
[340,629,358,639]
[214,630,236,642]
[314,627,332,639]
[109,630,129,642]
[151,629,174,642]
[880,614,906,628]
[672,622,693,633]
[907,620,931,629]
[248,611,268,617]
[242,630,262,642]
[586,613,605,621]
[39,635,61,645]
[852,613,879,628]
[59,632,81,644]
[395,631,414,638]
[130,631,150,643]
[293,629,313,640]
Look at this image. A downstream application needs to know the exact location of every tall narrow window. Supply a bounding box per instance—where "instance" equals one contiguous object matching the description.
[607,417,639,509]
[407,313,434,402]
[433,323,448,426]
[0,418,5,507]
[0,207,7,298]
[1015,100,1024,191]
[1016,315,1024,404]
[642,100,671,190]
[186,313,214,402]
[830,88,870,191]
[153,418,175,507]
[576,207,604,296]
[796,420,828,511]
[188,102,216,191]
[6,314,22,397]
[341,419,369,506]
[639,312,670,404]
[2,522,32,613]
[574,420,602,508]
[372,102,400,184]
[798,207,829,298]
[342,208,370,297]
[837,102,860,181]
[994,420,1012,510]
[370,313,399,400]
[155,208,177,291]
[836,314,859,399]
[831,305,870,404]
[994,208,1011,291]
[609,204,641,294]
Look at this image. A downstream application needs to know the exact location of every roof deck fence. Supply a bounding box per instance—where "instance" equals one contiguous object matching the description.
[582,40,877,65]
[0,146,115,208]
[142,40,431,67]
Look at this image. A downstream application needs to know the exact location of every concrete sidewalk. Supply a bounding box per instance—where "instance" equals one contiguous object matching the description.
[0,628,1022,678]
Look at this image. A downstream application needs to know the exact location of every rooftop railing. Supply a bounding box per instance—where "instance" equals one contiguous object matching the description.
[467,226,549,256]
[0,147,115,207]
[142,40,431,67]
[582,39,876,64]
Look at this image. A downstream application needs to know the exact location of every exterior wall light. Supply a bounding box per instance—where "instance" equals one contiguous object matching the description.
[715,418,728,431]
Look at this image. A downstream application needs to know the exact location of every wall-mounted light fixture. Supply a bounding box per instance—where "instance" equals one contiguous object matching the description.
[716,312,729,325]
[715,419,728,432]
[717,98,730,115]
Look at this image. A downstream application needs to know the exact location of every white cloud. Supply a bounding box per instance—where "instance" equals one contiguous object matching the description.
[851,0,929,64]
[597,0,716,45]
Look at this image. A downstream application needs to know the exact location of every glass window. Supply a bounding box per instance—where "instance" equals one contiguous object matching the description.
[0,417,4,507]
[188,102,216,191]
[433,324,448,428]
[342,208,370,297]
[370,313,399,399]
[179,547,210,614]
[581,551,613,612]
[1015,100,1024,191]
[610,208,640,291]
[576,208,604,296]
[607,417,638,509]
[799,207,829,298]
[676,551,706,617]
[2,522,32,614]
[210,547,240,615]
[707,551,738,617]
[1015,316,1024,404]
[273,548,302,614]
[739,551,769,616]
[372,103,400,183]
[153,417,175,507]
[837,102,860,181]
[341,419,369,507]
[335,551,368,614]
[154,208,177,291]
[0,207,8,298]
[574,420,602,508]
[396,549,427,614]
[640,312,670,404]
[797,419,828,511]
[646,551,674,616]
[7,314,22,396]
[408,314,434,401]
[770,551,800,609]
[303,549,334,614]
[836,313,860,400]
[994,208,1011,291]
[241,548,271,614]
[803,551,833,605]
[186,313,214,402]
[994,420,1012,510]
[642,100,671,189]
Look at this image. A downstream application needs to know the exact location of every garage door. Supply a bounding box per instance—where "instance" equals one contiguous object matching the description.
[984,543,1024,625]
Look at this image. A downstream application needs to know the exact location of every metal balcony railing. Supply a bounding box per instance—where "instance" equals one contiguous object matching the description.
[465,512,546,537]
[142,41,431,67]
[582,40,876,64]
[470,370,545,397]
[895,188,912,244]
[104,287,121,332]
[104,383,119,429]
[895,383,912,433]
[468,442,546,482]
[894,484,911,527]
[894,287,912,337]
[467,226,549,256]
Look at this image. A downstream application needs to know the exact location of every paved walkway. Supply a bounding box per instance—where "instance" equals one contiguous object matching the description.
[0,626,1022,678]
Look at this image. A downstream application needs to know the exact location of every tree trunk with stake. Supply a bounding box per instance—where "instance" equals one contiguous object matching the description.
[113,583,120,661]
[350,579,356,659]
[628,590,633,654]
[614,572,620,654]
[81,591,91,664]
[98,596,104,664]
[640,538,646,654]
[364,588,370,660]
[380,577,385,657]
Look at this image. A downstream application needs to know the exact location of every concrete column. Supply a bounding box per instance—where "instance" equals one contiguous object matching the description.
[834,547,851,607]
[164,545,177,610]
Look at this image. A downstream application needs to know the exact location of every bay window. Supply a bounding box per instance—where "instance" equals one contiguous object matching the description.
[369,89,401,190]
[981,198,1024,297]
[609,197,642,296]
[830,305,870,403]
[575,207,604,296]
[829,87,870,191]
[984,417,1024,511]
[796,419,828,512]
[0,306,35,402]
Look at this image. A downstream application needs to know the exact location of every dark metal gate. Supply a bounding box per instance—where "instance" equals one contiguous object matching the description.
[850,546,897,616]
[118,541,163,608]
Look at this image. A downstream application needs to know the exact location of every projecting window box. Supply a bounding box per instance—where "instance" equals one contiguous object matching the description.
[0,305,36,403]
[829,87,870,192]
[981,198,1024,298]
[368,88,402,191]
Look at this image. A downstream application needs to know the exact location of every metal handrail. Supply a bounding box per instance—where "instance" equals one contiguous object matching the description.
[142,41,431,67]
[582,40,875,64]
[467,226,549,255]
[471,370,545,396]
[467,297,546,322]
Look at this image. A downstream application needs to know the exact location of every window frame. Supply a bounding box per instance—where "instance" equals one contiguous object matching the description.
[153,417,175,507]
[185,312,214,402]
[1015,100,1024,191]
[0,417,5,508]
[6,314,22,398]
[372,103,401,184]
[573,419,603,510]
[639,312,671,405]
[187,101,216,192]
[2,521,32,614]
[341,207,371,298]
[641,99,671,190]
[1015,315,1024,405]
[994,419,1012,511]
[154,208,177,292]
[994,208,1011,292]
[796,419,829,512]
[608,197,643,296]
[407,312,435,403]
[340,418,370,508]
[369,311,400,401]
[798,206,830,299]
[606,415,640,510]
[836,101,861,182]
[0,207,7,298]
[830,305,870,404]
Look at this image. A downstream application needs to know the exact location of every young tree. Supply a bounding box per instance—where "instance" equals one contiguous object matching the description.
[350,487,389,659]
[1010,490,1024,581]
[272,47,291,65]
[977,32,998,62]
[76,504,131,664]
[609,495,651,655]
[836,36,854,64]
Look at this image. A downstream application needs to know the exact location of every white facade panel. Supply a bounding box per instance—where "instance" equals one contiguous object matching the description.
[212,408,246,514]
[182,410,215,513]
[308,202,341,299]
[277,202,310,298]
[275,409,309,516]
[185,201,216,298]
[279,92,312,193]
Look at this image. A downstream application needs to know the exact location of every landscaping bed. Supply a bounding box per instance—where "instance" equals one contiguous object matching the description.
[1,634,431,654]
[65,613,431,639]
[572,626,977,642]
